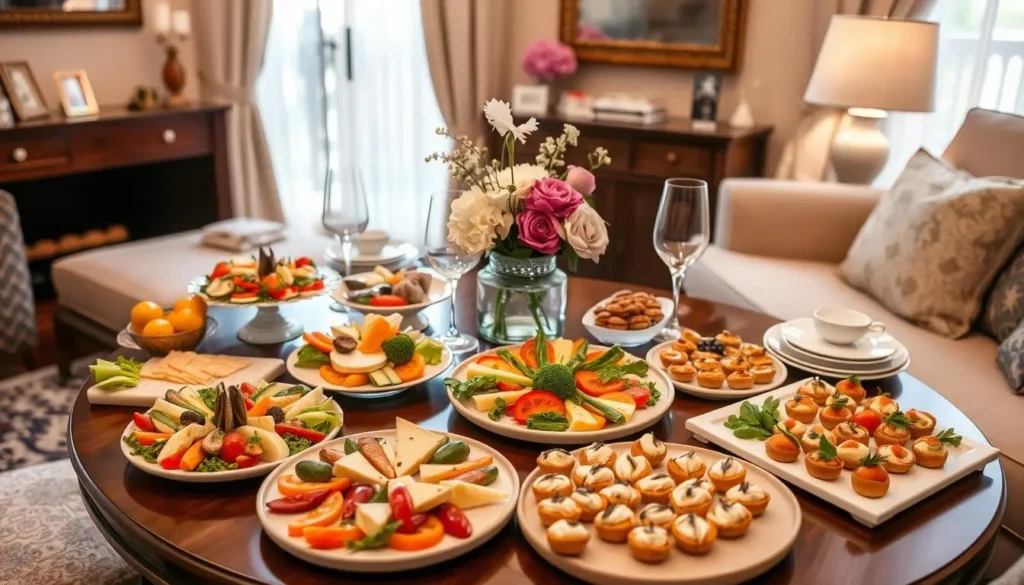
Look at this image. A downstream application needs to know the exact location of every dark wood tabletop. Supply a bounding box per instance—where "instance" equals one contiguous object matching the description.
[68,275,1005,585]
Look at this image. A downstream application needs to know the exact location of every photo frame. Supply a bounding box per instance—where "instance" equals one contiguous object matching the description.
[0,61,48,120]
[511,84,550,116]
[0,91,14,129]
[691,71,723,131]
[54,69,99,117]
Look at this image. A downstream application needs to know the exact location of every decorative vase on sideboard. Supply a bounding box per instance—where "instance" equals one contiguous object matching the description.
[477,253,567,344]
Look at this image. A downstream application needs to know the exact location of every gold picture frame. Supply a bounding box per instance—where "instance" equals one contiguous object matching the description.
[560,0,748,71]
[54,69,99,118]
[0,0,141,28]
[0,61,48,121]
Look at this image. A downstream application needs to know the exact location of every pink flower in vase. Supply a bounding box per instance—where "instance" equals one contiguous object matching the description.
[522,39,578,83]
[523,177,583,218]
[516,209,563,255]
[566,165,596,196]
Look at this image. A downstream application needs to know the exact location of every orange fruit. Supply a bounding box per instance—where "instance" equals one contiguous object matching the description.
[166,308,204,333]
[130,301,164,332]
[173,294,208,318]
[142,318,175,337]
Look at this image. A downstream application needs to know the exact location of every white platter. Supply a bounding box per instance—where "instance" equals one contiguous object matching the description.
[447,345,674,445]
[517,441,801,585]
[582,290,673,347]
[285,345,453,397]
[685,379,1000,526]
[765,345,910,381]
[780,318,899,361]
[332,269,452,318]
[188,268,341,308]
[645,340,788,401]
[257,429,519,572]
[120,401,344,483]
[764,324,907,372]
[325,240,419,266]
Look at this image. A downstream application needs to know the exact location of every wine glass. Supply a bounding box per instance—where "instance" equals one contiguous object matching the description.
[653,178,710,342]
[424,190,481,354]
[322,166,369,312]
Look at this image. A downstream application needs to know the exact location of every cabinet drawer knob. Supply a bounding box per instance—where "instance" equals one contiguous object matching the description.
[11,147,27,163]
[665,151,678,164]
[162,129,177,144]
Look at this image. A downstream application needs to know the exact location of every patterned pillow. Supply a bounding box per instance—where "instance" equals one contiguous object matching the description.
[998,320,1024,393]
[981,247,1024,341]
[840,149,1024,338]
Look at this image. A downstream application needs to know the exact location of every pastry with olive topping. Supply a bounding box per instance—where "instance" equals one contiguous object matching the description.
[716,330,743,348]
[874,411,912,446]
[538,495,582,526]
[546,519,590,556]
[630,432,668,466]
[594,503,637,542]
[672,513,717,555]
[805,435,844,481]
[773,418,806,439]
[707,500,753,538]
[532,473,574,500]
[906,409,937,439]
[830,421,870,446]
[579,441,617,467]
[627,524,672,563]
[913,428,962,468]
[800,424,828,454]
[696,369,726,389]
[785,395,819,424]
[573,464,616,491]
[569,487,607,522]
[635,473,676,504]
[819,396,854,430]
[636,503,676,529]
[727,369,756,390]
[751,364,777,384]
[708,457,746,492]
[659,349,687,367]
[861,394,899,416]
[835,375,866,404]
[851,453,890,498]
[667,363,697,383]
[679,477,717,496]
[724,481,771,516]
[666,451,706,483]
[600,481,642,507]
[613,453,653,483]
[877,443,915,473]
[765,430,801,463]
[797,377,834,406]
[537,448,575,476]
[836,439,870,470]
[669,483,712,516]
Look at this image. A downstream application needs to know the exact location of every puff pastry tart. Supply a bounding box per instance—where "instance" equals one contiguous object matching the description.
[672,513,717,555]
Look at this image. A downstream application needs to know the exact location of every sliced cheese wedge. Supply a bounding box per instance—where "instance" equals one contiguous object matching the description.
[378,438,398,468]
[402,480,453,513]
[551,338,574,365]
[156,423,213,463]
[330,350,388,374]
[236,425,290,461]
[595,396,637,422]
[282,386,325,419]
[333,451,388,485]
[355,502,392,537]
[246,415,276,433]
[471,388,531,411]
[394,417,445,477]
[440,480,508,509]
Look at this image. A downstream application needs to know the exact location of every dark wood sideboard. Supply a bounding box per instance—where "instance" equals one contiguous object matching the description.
[488,114,773,288]
[0,103,232,298]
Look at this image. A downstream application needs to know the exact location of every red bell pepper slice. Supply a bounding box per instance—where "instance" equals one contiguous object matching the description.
[299,280,324,292]
[295,257,313,268]
[159,450,185,470]
[209,262,231,279]
[132,412,156,432]
[232,276,261,292]
[275,424,325,443]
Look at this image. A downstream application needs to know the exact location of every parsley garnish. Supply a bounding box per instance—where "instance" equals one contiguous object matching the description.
[488,398,507,421]
[197,387,220,412]
[284,434,313,456]
[596,360,649,383]
[526,411,569,432]
[122,434,165,464]
[347,521,402,551]
[196,456,237,473]
[935,427,963,447]
[723,397,780,440]
[817,435,838,461]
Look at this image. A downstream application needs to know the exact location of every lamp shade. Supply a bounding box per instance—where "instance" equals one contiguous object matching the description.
[804,16,938,112]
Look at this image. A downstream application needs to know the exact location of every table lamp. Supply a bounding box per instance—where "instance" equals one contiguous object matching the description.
[804,16,938,184]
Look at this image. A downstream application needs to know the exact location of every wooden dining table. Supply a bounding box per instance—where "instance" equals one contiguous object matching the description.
[68,275,1005,585]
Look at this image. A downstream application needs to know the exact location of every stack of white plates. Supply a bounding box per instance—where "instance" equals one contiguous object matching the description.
[762,318,911,381]
[323,240,420,274]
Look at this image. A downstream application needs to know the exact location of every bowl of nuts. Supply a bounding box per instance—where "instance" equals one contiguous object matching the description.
[582,290,673,347]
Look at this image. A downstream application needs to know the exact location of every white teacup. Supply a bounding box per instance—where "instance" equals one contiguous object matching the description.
[354,230,390,256]
[812,308,885,345]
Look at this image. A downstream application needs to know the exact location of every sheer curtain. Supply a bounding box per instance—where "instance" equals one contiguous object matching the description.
[881,0,1024,185]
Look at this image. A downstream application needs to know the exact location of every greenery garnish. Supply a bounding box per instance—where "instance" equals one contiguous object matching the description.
[284,434,313,456]
[828,395,850,410]
[444,375,498,401]
[196,456,237,473]
[596,360,649,383]
[723,397,781,441]
[123,434,165,464]
[198,386,220,412]
[778,425,800,447]
[526,411,569,432]
[488,398,507,422]
[576,346,624,372]
[643,381,661,407]
[845,375,861,385]
[295,344,331,368]
[817,435,838,461]
[535,329,549,368]
[860,452,888,467]
[310,420,334,435]
[935,428,963,447]
[883,410,912,429]
[496,349,535,377]
[348,521,402,551]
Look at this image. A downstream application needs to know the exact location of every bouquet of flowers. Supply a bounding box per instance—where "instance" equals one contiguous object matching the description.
[521,39,577,83]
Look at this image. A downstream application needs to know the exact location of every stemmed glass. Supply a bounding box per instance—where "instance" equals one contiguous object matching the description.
[653,178,710,342]
[424,190,481,354]
[322,166,369,312]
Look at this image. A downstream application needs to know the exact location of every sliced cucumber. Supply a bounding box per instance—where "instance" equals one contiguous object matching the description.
[368,370,393,387]
[206,277,233,298]
[381,366,401,385]
[150,410,181,433]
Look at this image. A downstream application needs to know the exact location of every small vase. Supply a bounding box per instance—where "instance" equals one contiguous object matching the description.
[477,253,567,344]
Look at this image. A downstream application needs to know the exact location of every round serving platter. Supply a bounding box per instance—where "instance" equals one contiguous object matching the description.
[285,345,453,399]
[332,269,452,318]
[517,441,802,585]
[645,340,788,401]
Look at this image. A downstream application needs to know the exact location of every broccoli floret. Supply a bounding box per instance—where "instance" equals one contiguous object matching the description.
[381,334,415,366]
[532,364,576,400]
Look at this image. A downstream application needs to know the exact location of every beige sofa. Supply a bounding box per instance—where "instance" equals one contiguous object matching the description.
[687,108,1024,463]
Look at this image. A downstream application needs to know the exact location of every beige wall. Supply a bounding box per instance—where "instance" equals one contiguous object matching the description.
[0,0,197,111]
[508,0,817,172]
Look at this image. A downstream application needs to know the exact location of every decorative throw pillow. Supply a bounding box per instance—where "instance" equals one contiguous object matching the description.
[840,149,1024,338]
[981,246,1024,341]
[998,320,1024,393]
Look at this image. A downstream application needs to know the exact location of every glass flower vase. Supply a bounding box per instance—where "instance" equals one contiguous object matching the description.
[477,253,567,344]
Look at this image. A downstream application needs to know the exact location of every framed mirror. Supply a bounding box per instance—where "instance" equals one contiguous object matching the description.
[560,0,747,71]
[0,0,142,27]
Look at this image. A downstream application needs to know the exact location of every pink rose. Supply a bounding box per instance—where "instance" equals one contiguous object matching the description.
[566,165,596,196]
[523,178,583,219]
[516,209,562,255]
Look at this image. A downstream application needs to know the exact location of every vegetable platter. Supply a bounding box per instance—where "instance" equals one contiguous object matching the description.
[193,249,333,306]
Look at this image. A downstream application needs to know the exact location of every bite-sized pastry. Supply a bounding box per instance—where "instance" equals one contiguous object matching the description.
[830,421,870,446]
[613,453,653,483]
[679,477,717,496]
[851,453,890,498]
[913,428,962,468]
[627,524,672,563]
[667,363,697,383]
[877,443,915,473]
[819,397,854,430]
[600,481,641,507]
[532,473,574,500]
[708,457,746,492]
[751,364,777,384]
[671,339,698,354]
[635,473,676,504]
[681,328,702,344]
[773,418,806,439]
[593,503,637,543]
[805,435,844,480]
[537,448,575,476]
[724,346,743,358]
[707,500,753,538]
[720,356,750,374]
[696,369,726,389]
[785,395,819,424]
[874,411,912,446]
[836,439,870,470]
[574,464,616,491]
[690,350,723,361]
[740,342,766,358]
[797,377,834,406]
[693,357,722,372]
[716,330,743,348]
[727,369,756,390]
[569,487,607,522]
[659,349,687,367]
[579,441,617,467]
[537,495,582,526]
[666,451,707,483]
[546,519,590,556]
[861,394,899,416]
[669,483,712,516]
[630,432,668,466]
[801,424,828,454]
[765,431,801,463]
[906,409,937,439]
[835,375,867,404]
[636,503,676,529]
[724,481,771,516]
[672,513,717,555]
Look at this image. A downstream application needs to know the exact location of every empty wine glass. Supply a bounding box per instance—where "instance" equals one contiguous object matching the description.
[322,166,369,312]
[653,178,710,342]
[424,190,481,354]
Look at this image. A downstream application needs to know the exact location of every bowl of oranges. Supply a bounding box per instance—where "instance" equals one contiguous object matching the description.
[127,295,211,356]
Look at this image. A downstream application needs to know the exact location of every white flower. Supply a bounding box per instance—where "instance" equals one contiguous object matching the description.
[447,189,514,256]
[562,204,609,261]
[484,99,539,144]
[493,163,550,192]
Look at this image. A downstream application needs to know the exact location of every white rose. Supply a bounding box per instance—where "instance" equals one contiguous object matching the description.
[446,190,514,256]
[562,204,608,261]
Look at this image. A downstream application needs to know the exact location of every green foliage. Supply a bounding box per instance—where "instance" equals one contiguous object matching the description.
[444,376,498,401]
[295,345,331,368]
[196,456,237,473]
[526,411,569,432]
[488,398,507,422]
[723,397,781,441]
[284,434,313,457]
[122,434,165,464]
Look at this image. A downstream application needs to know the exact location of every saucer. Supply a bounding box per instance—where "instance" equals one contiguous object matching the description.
[780,317,898,361]
[764,324,909,376]
[324,240,416,265]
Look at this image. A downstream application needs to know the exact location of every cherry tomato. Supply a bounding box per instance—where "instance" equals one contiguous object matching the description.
[295,257,313,268]
[510,390,566,425]
[389,485,418,533]
[342,485,376,519]
[370,294,410,307]
[623,384,652,408]
[852,410,884,435]
[209,262,231,279]
[275,424,325,443]
[496,381,522,392]
[240,383,257,396]
[575,370,626,397]
[435,503,473,539]
[220,432,246,463]
[266,489,333,514]
[132,412,156,432]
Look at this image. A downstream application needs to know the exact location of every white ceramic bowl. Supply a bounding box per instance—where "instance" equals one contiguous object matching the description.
[354,230,390,256]
[582,290,673,347]
[332,269,452,318]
